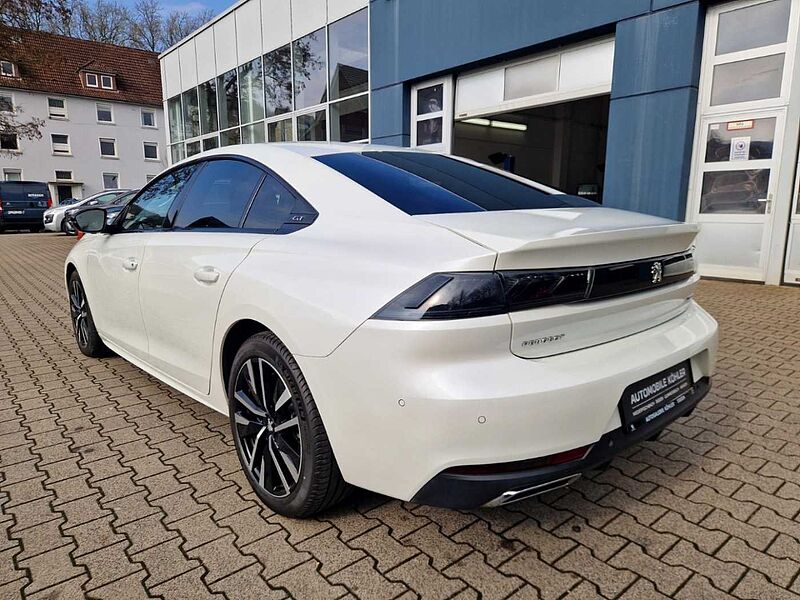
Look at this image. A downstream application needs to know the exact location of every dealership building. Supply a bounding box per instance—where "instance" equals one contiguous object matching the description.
[160,0,800,285]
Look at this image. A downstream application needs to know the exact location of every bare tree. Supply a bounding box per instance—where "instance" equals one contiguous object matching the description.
[129,0,162,52]
[74,0,131,45]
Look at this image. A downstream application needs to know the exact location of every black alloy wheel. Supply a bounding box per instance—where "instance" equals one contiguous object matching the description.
[67,271,110,357]
[232,357,302,498]
[228,332,349,517]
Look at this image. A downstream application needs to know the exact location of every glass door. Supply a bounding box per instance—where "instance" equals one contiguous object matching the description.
[688,0,799,281]
[784,155,800,283]
[692,110,785,280]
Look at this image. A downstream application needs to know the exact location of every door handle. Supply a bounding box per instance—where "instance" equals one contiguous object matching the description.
[194,267,220,284]
[123,257,138,271]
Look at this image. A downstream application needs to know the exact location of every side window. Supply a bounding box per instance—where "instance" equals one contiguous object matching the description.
[173,160,263,229]
[243,176,317,232]
[121,164,198,231]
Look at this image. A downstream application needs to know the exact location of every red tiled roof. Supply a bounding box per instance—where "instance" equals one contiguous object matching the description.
[0,28,162,107]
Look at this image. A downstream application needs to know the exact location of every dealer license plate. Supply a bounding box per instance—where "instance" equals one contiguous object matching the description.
[7,210,24,215]
[619,361,693,433]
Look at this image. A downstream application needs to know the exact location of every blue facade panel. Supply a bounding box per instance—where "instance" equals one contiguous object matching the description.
[369,0,707,221]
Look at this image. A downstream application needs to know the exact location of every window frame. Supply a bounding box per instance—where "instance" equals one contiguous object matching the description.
[96,103,114,124]
[0,132,20,151]
[150,155,318,235]
[102,172,120,189]
[85,72,99,88]
[100,74,115,89]
[55,170,73,180]
[0,60,16,77]
[141,108,157,128]
[50,133,71,155]
[3,168,22,181]
[99,137,118,158]
[47,96,67,119]
[0,92,14,114]
[143,141,160,161]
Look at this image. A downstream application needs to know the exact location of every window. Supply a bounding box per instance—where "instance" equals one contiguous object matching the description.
[141,109,156,128]
[315,152,594,215]
[293,28,327,110]
[103,173,119,189]
[202,136,219,151]
[264,45,292,117]
[217,69,239,130]
[121,164,198,231]
[268,118,293,142]
[55,170,72,180]
[96,104,114,123]
[331,95,368,142]
[146,174,156,182]
[85,73,98,87]
[3,168,22,181]
[99,138,117,157]
[239,57,265,125]
[199,79,218,133]
[1,61,15,77]
[711,54,785,106]
[182,88,200,139]
[48,97,67,119]
[0,94,13,113]
[101,75,114,89]
[168,96,183,142]
[186,140,201,156]
[143,142,159,160]
[220,127,241,146]
[51,133,70,154]
[700,169,771,214]
[328,9,368,100]
[297,109,326,141]
[244,175,316,232]
[170,143,185,163]
[0,133,18,150]
[242,122,265,144]
[173,160,263,229]
[716,0,790,56]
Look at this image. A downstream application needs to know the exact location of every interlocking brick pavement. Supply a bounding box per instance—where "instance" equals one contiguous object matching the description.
[1,231,800,599]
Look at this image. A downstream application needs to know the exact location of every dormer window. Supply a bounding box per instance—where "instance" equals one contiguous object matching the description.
[0,61,15,77]
[101,75,114,89]
[85,72,98,87]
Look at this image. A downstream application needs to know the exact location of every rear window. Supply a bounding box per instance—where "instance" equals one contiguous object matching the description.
[0,182,49,203]
[314,151,596,215]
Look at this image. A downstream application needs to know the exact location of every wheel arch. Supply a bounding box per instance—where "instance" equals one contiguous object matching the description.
[220,318,270,395]
[65,261,78,287]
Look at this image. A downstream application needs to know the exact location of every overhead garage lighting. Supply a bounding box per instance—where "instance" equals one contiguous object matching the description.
[462,118,528,132]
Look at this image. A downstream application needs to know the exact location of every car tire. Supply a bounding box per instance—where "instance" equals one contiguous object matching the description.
[68,271,111,358]
[228,332,349,517]
[60,220,68,234]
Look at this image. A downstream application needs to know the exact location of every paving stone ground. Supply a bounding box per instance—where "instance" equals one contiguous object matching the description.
[1,231,799,600]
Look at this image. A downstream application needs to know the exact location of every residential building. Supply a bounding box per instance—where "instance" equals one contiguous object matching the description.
[161,0,800,286]
[1,29,166,203]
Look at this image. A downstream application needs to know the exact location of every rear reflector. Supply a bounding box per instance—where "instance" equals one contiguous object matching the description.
[444,445,592,476]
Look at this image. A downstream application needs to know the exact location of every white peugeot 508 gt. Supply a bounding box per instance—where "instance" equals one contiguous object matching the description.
[66,143,718,517]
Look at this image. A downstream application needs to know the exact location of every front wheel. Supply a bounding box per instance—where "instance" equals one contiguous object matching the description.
[68,271,111,358]
[228,332,349,517]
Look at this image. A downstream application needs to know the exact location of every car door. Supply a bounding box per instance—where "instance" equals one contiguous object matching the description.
[83,165,198,360]
[138,158,267,395]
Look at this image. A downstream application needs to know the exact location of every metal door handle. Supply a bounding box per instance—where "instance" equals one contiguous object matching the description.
[123,257,138,271]
[194,267,220,284]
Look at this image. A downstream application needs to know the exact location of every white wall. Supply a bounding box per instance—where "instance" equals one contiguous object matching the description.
[0,88,167,199]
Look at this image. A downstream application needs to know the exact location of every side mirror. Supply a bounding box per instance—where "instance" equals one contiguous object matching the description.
[74,208,107,234]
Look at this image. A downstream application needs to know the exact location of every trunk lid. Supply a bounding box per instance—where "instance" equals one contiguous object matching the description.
[418,206,700,358]
[417,206,698,269]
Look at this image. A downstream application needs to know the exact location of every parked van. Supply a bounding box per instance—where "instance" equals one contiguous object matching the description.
[0,181,51,232]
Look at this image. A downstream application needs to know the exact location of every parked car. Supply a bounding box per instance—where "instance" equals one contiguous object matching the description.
[65,143,719,517]
[44,189,130,234]
[0,181,51,232]
[64,189,138,234]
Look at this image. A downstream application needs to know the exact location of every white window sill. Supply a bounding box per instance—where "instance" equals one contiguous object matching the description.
[100,155,119,160]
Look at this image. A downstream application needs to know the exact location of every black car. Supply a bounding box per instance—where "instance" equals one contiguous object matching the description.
[0,181,51,232]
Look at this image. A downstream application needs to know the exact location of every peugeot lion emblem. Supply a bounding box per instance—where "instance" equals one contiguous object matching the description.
[651,262,664,284]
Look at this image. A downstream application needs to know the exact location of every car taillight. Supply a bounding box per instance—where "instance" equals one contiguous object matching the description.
[373,269,591,321]
[47,196,52,208]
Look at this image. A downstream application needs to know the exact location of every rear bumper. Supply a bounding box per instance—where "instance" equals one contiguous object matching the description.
[412,377,709,508]
[1,215,45,228]
[297,300,719,503]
